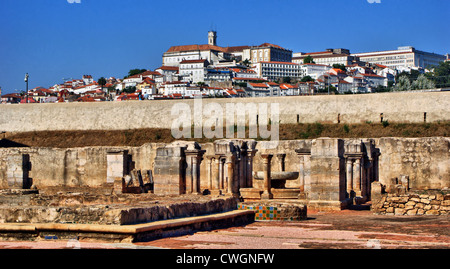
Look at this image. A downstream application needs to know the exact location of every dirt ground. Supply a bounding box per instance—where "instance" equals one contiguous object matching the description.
[0,209,447,250]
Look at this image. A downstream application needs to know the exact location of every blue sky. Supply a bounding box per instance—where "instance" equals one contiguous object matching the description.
[0,0,449,94]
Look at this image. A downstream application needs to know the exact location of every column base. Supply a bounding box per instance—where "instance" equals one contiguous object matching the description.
[261,192,273,200]
[210,189,222,196]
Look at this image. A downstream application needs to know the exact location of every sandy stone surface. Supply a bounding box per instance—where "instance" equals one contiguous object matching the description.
[0,209,448,250]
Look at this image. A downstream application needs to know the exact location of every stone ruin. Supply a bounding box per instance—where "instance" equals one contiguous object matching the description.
[103,138,382,211]
[1,136,448,229]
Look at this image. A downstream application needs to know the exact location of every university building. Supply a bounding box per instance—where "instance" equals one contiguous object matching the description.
[351,46,447,70]
[253,61,300,81]
[292,48,360,66]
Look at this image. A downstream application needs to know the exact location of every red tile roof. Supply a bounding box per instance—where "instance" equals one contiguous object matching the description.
[258,43,285,50]
[166,44,227,53]
[249,83,269,88]
[157,66,179,71]
[280,83,296,89]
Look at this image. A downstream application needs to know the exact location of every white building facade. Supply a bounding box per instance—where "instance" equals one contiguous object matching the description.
[254,61,300,81]
[352,46,447,70]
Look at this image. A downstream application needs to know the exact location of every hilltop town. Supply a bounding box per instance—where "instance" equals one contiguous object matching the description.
[1,31,449,104]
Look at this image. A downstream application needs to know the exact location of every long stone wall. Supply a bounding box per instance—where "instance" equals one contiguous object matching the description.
[1,137,448,197]
[1,91,449,133]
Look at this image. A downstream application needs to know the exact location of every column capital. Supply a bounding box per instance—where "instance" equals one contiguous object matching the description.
[260,153,273,160]
[225,153,235,163]
[247,149,258,158]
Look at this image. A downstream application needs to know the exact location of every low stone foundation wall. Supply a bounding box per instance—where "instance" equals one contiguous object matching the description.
[371,191,450,216]
[238,201,307,221]
[0,193,238,225]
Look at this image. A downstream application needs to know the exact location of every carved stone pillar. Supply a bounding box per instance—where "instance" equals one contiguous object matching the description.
[277,153,286,172]
[246,149,257,188]
[214,157,220,190]
[346,158,353,197]
[353,158,361,196]
[185,149,205,195]
[226,154,236,195]
[206,156,213,190]
[261,154,273,200]
[295,149,310,193]
[220,158,225,190]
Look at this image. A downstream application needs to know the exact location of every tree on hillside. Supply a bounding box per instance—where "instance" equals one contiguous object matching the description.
[301,75,314,82]
[242,59,251,67]
[412,74,435,90]
[97,77,107,92]
[395,69,421,84]
[332,64,346,71]
[430,61,450,88]
[303,55,315,64]
[126,69,147,78]
[393,75,412,91]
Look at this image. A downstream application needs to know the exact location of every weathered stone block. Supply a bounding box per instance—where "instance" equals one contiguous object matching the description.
[394,208,405,215]
[425,210,440,215]
[406,208,418,215]
[106,150,128,184]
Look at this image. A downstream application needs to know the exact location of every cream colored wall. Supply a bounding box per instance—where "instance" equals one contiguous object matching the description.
[1,91,449,133]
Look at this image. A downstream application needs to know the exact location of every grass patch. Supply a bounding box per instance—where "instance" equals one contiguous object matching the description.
[3,121,449,148]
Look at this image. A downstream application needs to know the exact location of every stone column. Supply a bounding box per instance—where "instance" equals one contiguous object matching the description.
[185,149,206,195]
[346,158,353,197]
[192,156,199,194]
[214,157,220,189]
[277,153,286,172]
[238,155,245,190]
[219,158,225,190]
[261,154,273,200]
[295,149,310,193]
[226,154,235,195]
[298,155,305,192]
[246,149,257,188]
[353,158,361,196]
[206,156,213,190]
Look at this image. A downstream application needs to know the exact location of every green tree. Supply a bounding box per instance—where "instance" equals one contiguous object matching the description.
[430,61,450,88]
[412,74,435,90]
[122,86,136,93]
[303,55,315,64]
[126,69,147,78]
[301,75,314,82]
[332,64,346,71]
[242,59,251,67]
[393,75,412,91]
[97,77,107,92]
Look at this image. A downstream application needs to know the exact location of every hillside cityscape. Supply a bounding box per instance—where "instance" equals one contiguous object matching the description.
[1,30,449,104]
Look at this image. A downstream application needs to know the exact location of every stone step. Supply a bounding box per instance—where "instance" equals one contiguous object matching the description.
[0,209,255,243]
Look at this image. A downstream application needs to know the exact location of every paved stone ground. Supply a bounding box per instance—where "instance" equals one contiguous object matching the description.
[137,209,449,249]
[0,209,448,249]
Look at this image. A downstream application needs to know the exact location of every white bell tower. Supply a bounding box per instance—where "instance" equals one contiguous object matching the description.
[208,30,217,46]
